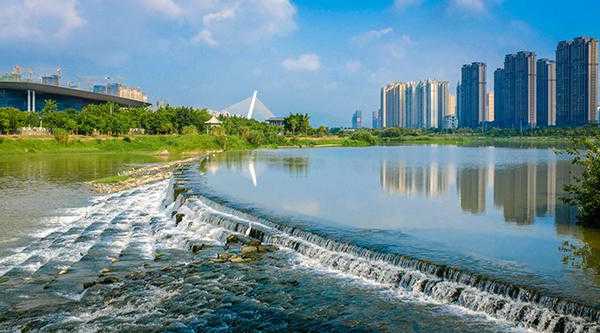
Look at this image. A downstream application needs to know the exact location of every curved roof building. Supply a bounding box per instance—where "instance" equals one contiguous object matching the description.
[0,81,150,112]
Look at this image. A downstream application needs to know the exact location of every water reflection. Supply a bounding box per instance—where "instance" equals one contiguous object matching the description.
[380,161,453,198]
[200,151,310,179]
[379,159,580,225]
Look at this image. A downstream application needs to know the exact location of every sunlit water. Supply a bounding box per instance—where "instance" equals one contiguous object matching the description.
[0,147,598,332]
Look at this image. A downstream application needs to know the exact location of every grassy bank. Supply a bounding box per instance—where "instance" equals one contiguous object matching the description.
[0,133,575,156]
[0,134,351,155]
[0,134,236,155]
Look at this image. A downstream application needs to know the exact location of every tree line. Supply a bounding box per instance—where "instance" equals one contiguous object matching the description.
[0,100,323,138]
[0,101,212,136]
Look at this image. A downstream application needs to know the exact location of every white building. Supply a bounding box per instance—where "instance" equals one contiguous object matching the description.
[379,79,450,129]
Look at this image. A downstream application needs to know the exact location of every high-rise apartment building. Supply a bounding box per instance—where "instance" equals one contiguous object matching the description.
[556,37,599,126]
[372,110,380,129]
[448,94,457,116]
[537,59,557,127]
[351,110,363,128]
[458,62,486,128]
[494,51,537,128]
[486,92,494,122]
[379,80,449,129]
[494,68,505,127]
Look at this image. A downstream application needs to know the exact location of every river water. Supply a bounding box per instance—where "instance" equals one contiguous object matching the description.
[0,146,599,332]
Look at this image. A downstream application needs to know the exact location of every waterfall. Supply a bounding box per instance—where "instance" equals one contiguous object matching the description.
[167,176,600,333]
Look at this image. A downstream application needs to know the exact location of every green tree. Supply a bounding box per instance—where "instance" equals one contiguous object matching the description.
[42,99,58,114]
[284,113,310,135]
[562,137,600,226]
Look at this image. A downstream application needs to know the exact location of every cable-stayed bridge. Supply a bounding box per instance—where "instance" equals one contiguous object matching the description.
[218,91,275,122]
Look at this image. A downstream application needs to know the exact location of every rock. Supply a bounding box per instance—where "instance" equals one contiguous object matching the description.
[241,246,260,255]
[99,268,111,275]
[258,245,277,253]
[154,253,164,261]
[99,276,119,285]
[229,255,248,263]
[248,239,261,246]
[158,150,170,156]
[58,268,69,275]
[190,244,205,254]
[218,252,232,260]
[175,213,185,226]
[83,281,96,289]
[226,234,239,244]
[109,257,118,263]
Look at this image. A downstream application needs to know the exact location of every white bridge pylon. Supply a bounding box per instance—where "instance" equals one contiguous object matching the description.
[220,91,275,122]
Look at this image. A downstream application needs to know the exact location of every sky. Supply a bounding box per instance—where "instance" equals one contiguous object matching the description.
[1,0,599,127]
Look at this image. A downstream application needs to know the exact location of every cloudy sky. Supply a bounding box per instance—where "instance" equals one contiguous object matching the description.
[1,0,599,126]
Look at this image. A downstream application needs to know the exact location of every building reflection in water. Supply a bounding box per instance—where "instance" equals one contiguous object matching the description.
[199,152,311,184]
[379,159,580,225]
[379,160,454,198]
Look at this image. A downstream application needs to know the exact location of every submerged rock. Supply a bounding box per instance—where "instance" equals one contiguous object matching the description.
[175,213,185,226]
[226,234,240,244]
[83,281,96,289]
[190,244,207,254]
[99,276,119,285]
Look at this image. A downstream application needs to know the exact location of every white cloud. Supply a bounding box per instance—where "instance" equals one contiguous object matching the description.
[140,0,183,17]
[383,34,414,60]
[394,0,422,11]
[136,0,297,47]
[449,0,486,12]
[192,29,218,47]
[0,0,84,41]
[202,7,237,27]
[352,27,393,46]
[282,54,321,72]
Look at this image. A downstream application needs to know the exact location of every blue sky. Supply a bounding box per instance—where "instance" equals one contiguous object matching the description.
[1,0,599,126]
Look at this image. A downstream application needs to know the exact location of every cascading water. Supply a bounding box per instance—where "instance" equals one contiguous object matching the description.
[169,170,600,333]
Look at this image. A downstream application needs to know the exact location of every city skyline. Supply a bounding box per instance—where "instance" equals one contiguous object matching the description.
[2,1,600,127]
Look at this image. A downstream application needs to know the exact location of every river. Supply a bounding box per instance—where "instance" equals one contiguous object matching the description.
[0,146,598,332]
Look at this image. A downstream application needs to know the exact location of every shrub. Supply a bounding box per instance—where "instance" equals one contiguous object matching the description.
[182,125,199,136]
[562,137,600,226]
[53,128,70,144]
[350,130,377,145]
